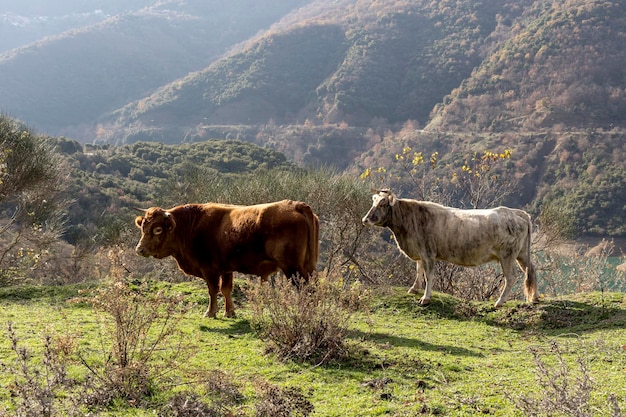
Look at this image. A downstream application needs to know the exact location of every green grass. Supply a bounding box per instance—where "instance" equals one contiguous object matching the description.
[0,281,625,416]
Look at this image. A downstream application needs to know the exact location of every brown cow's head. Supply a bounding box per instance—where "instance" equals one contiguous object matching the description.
[362,189,396,227]
[134,207,176,258]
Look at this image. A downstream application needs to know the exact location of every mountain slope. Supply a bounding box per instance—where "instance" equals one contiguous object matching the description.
[0,0,313,137]
[0,0,154,52]
[105,0,626,139]
[428,0,626,131]
[105,0,530,135]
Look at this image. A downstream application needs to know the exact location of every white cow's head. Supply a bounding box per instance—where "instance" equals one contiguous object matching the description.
[362,189,397,227]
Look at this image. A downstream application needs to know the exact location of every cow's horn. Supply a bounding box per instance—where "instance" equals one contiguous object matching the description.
[133,207,148,213]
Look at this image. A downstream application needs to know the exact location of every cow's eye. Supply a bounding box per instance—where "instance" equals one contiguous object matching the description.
[153,226,163,235]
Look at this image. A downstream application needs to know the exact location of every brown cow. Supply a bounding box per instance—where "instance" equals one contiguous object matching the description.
[362,190,538,308]
[135,200,319,317]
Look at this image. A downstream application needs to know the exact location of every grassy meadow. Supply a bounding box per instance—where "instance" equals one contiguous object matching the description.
[0,275,625,416]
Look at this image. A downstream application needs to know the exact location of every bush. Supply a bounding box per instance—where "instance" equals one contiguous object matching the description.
[74,248,194,408]
[253,380,314,417]
[0,115,68,286]
[512,342,622,416]
[245,272,368,364]
[161,371,244,417]
[535,239,625,298]
[0,323,80,417]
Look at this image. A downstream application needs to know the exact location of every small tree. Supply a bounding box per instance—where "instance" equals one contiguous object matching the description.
[75,248,193,407]
[0,115,66,285]
[451,149,514,209]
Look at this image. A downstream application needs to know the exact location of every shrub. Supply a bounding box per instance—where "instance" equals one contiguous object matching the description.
[161,371,244,417]
[512,342,622,417]
[536,239,625,298]
[245,272,368,365]
[0,115,68,287]
[74,248,193,408]
[253,380,314,417]
[0,323,80,417]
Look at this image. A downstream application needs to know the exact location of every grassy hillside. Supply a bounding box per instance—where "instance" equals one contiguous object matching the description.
[0,281,624,416]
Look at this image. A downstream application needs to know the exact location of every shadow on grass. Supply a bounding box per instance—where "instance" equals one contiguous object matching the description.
[198,318,253,336]
[482,295,626,333]
[348,328,483,358]
[389,288,626,333]
[0,283,95,304]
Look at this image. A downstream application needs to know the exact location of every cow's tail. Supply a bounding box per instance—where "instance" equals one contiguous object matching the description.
[297,202,319,280]
[523,213,538,303]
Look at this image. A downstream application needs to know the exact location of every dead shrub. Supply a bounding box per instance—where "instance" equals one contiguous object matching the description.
[536,239,626,298]
[433,263,520,302]
[161,392,220,417]
[0,323,81,417]
[253,380,314,417]
[74,247,194,408]
[512,342,622,416]
[245,271,368,365]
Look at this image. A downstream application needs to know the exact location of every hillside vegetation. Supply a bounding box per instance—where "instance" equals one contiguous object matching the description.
[91,0,626,237]
[1,0,625,236]
[51,138,295,246]
[104,0,626,132]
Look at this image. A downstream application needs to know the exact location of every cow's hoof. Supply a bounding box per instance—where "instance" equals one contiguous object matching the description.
[419,298,430,306]
[225,311,236,318]
[204,311,218,318]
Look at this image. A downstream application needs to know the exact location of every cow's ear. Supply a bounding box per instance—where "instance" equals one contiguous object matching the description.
[135,216,144,228]
[164,212,176,231]
[388,193,397,206]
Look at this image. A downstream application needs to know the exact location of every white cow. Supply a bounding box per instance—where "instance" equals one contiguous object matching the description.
[362,190,538,307]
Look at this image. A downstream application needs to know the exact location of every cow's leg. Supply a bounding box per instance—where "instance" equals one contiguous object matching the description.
[414,259,435,306]
[419,259,435,306]
[281,266,307,288]
[203,276,221,318]
[495,258,517,308]
[408,260,424,294]
[220,272,236,318]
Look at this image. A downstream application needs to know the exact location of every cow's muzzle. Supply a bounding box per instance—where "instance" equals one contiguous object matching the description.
[135,245,150,257]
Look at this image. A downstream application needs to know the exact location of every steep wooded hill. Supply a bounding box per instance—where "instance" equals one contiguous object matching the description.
[0,0,312,137]
[104,0,626,139]
[428,0,626,131]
